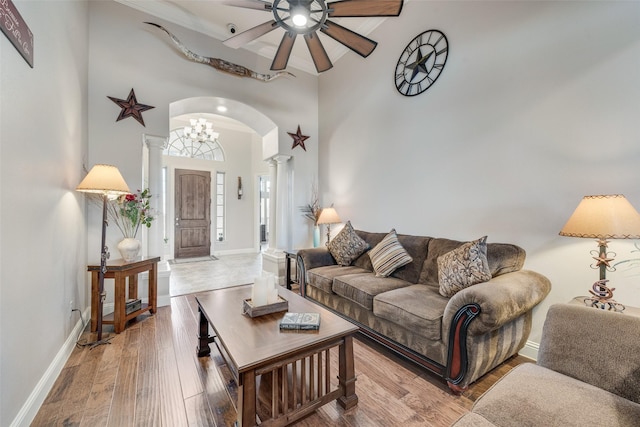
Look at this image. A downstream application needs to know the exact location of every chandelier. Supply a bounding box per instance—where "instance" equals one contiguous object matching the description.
[183,118,219,143]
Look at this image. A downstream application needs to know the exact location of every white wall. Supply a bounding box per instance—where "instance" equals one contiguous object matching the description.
[0,1,89,425]
[318,1,640,349]
[87,1,320,258]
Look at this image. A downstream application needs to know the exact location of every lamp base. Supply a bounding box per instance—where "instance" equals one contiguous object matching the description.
[87,336,114,349]
[77,332,114,349]
[584,280,625,312]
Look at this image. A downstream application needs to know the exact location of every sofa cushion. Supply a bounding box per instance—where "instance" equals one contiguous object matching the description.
[373,285,448,341]
[420,237,522,289]
[307,265,371,294]
[328,221,370,266]
[369,229,413,277]
[332,273,410,311]
[352,230,386,270]
[438,236,491,297]
[354,230,430,283]
[469,363,640,427]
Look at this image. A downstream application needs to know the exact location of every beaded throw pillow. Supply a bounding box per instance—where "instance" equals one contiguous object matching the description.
[438,236,492,297]
[369,229,413,277]
[327,221,370,266]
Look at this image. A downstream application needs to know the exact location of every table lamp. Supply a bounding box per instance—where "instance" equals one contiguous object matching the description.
[317,207,341,246]
[559,194,640,311]
[76,164,130,346]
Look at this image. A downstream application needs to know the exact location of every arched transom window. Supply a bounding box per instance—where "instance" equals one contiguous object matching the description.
[165,129,225,161]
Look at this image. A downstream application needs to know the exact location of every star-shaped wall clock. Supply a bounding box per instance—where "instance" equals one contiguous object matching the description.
[288,125,309,151]
[107,88,154,127]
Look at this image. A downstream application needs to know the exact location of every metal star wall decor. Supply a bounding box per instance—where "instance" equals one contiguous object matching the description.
[107,88,154,127]
[288,125,309,151]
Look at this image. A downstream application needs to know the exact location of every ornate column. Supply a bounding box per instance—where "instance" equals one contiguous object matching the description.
[274,155,292,250]
[262,155,291,285]
[143,134,167,258]
[267,159,277,249]
[143,134,171,308]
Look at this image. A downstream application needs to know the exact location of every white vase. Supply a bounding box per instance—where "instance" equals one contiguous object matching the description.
[117,238,141,262]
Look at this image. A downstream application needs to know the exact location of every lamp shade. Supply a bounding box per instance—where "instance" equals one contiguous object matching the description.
[559,194,640,239]
[76,164,130,196]
[317,207,341,225]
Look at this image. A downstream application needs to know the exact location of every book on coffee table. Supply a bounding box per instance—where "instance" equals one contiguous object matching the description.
[279,312,321,330]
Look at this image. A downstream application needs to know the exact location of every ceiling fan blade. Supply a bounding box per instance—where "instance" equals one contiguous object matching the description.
[304,32,333,73]
[224,20,279,48]
[320,20,377,58]
[328,0,403,17]
[271,32,296,70]
[221,0,273,12]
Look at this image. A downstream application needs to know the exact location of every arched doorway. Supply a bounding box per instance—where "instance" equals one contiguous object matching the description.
[166,97,278,260]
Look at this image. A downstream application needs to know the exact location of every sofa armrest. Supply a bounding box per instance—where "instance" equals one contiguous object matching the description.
[297,247,336,271]
[538,303,640,404]
[296,248,336,297]
[443,270,551,336]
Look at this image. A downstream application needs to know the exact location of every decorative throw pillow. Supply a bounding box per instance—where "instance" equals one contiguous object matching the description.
[327,221,370,266]
[438,236,492,298]
[369,229,413,277]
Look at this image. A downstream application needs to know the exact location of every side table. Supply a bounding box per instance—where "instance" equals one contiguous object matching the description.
[88,256,160,334]
[284,249,298,290]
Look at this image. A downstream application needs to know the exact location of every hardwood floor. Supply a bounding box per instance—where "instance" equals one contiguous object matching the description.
[32,292,529,426]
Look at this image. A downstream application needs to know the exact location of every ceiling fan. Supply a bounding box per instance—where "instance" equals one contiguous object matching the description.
[222,0,404,73]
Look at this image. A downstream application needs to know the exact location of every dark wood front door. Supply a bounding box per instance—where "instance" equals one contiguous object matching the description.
[175,169,211,258]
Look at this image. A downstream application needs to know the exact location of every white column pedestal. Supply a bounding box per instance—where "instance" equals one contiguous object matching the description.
[262,249,287,286]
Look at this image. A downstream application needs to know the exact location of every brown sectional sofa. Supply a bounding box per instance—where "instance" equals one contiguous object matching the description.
[453,303,640,426]
[297,230,551,392]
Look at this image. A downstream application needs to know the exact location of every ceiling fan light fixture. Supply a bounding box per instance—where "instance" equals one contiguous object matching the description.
[290,5,308,27]
[224,0,405,73]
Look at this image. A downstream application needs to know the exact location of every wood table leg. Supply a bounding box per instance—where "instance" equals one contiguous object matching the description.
[149,261,157,314]
[337,334,358,409]
[114,272,125,333]
[197,307,211,357]
[128,273,138,300]
[238,369,257,427]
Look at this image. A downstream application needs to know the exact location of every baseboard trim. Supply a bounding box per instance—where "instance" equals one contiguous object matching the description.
[518,339,540,360]
[212,248,259,256]
[10,308,90,427]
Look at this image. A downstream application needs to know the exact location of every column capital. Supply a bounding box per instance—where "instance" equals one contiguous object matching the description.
[143,134,168,150]
[273,155,291,164]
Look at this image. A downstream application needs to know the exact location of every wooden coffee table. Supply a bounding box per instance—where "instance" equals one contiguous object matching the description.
[196,285,359,426]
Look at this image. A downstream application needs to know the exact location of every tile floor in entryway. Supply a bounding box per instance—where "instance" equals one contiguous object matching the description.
[169,252,263,296]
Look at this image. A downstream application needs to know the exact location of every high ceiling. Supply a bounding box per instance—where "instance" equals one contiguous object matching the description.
[116,0,397,75]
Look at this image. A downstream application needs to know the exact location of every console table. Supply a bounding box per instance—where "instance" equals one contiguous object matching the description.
[88,256,160,334]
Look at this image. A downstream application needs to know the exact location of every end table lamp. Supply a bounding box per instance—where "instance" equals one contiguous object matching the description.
[559,194,640,311]
[317,207,341,246]
[76,164,130,346]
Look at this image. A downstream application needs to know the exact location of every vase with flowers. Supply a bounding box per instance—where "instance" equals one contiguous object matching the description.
[300,183,321,247]
[107,188,154,261]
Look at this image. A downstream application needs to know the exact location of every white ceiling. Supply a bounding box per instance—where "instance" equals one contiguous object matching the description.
[116,0,396,76]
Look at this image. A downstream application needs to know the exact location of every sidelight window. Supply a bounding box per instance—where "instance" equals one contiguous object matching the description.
[216,172,225,242]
